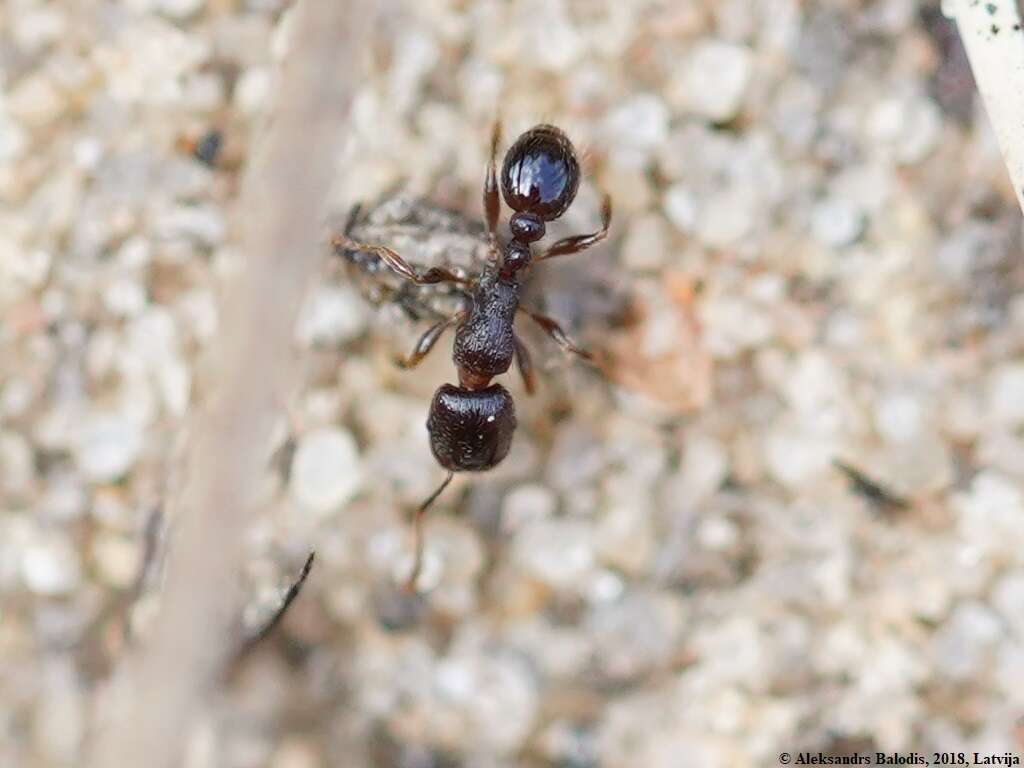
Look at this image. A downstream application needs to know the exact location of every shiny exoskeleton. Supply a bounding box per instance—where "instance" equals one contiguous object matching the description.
[335,123,612,590]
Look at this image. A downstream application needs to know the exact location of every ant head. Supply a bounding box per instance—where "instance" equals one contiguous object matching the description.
[500,124,580,222]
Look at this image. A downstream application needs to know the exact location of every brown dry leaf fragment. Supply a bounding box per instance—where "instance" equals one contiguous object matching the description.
[600,272,712,414]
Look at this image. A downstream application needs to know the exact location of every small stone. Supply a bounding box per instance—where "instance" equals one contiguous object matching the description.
[21,536,81,596]
[155,204,225,247]
[811,197,864,247]
[0,431,34,497]
[865,95,942,164]
[72,413,144,483]
[701,189,757,249]
[0,113,28,162]
[931,601,1002,680]
[546,423,606,491]
[595,504,654,576]
[679,432,729,504]
[296,285,367,347]
[513,519,595,590]
[663,184,697,234]
[621,213,671,271]
[763,426,836,489]
[91,531,141,588]
[289,427,363,516]
[501,484,557,533]
[102,277,148,318]
[602,94,670,168]
[235,68,272,115]
[12,7,66,52]
[524,0,582,72]
[586,591,682,683]
[672,41,753,123]
[875,390,926,443]
[32,660,85,763]
[433,652,538,755]
[988,364,1024,428]
[158,0,205,20]
[39,474,86,521]
[271,737,320,768]
[155,357,191,417]
[7,74,65,128]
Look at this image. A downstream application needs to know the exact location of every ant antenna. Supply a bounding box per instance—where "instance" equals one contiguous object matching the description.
[404,471,455,593]
[238,552,316,654]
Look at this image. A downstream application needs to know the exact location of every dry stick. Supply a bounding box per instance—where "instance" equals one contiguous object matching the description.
[87,3,369,766]
[947,0,1024,214]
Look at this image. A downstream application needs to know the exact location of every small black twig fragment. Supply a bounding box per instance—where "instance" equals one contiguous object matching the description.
[833,460,910,514]
[239,552,315,654]
[193,130,223,168]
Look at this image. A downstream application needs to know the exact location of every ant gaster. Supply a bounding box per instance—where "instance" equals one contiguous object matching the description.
[335,123,612,590]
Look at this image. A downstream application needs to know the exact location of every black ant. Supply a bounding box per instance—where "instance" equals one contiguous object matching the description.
[333,123,612,591]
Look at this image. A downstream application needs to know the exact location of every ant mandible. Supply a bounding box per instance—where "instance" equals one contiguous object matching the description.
[334,123,612,591]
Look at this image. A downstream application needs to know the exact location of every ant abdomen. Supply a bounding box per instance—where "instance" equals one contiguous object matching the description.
[501,124,580,223]
[427,383,517,472]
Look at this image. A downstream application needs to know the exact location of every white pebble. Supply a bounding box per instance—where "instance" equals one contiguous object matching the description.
[296,285,367,347]
[602,94,670,167]
[811,197,864,248]
[526,0,583,72]
[513,519,594,590]
[865,95,941,164]
[289,427,363,516]
[157,0,205,20]
[0,432,34,496]
[21,537,81,596]
[73,413,144,483]
[235,68,272,115]
[696,189,754,248]
[91,531,141,588]
[621,213,671,271]
[673,41,753,122]
[7,74,65,128]
[501,484,557,532]
[875,391,925,443]
[102,277,147,318]
[663,184,698,234]
[931,601,1002,681]
[988,364,1024,428]
[679,432,729,504]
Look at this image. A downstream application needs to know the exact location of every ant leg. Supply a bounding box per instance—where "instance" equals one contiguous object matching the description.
[405,471,455,593]
[329,236,470,286]
[513,333,536,395]
[484,121,502,245]
[519,307,594,362]
[538,193,612,261]
[239,552,315,654]
[397,311,467,369]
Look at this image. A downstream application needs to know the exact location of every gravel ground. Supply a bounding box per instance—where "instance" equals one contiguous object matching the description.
[3,1,1024,766]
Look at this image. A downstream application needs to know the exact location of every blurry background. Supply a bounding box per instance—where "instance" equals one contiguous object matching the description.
[3,0,1024,766]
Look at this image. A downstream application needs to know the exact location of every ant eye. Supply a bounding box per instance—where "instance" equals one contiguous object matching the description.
[500,125,580,221]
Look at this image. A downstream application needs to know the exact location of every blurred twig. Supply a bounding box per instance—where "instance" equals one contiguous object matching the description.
[87,2,369,766]
[946,0,1024,213]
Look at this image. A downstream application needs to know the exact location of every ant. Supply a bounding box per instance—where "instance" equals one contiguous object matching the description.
[333,123,612,591]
